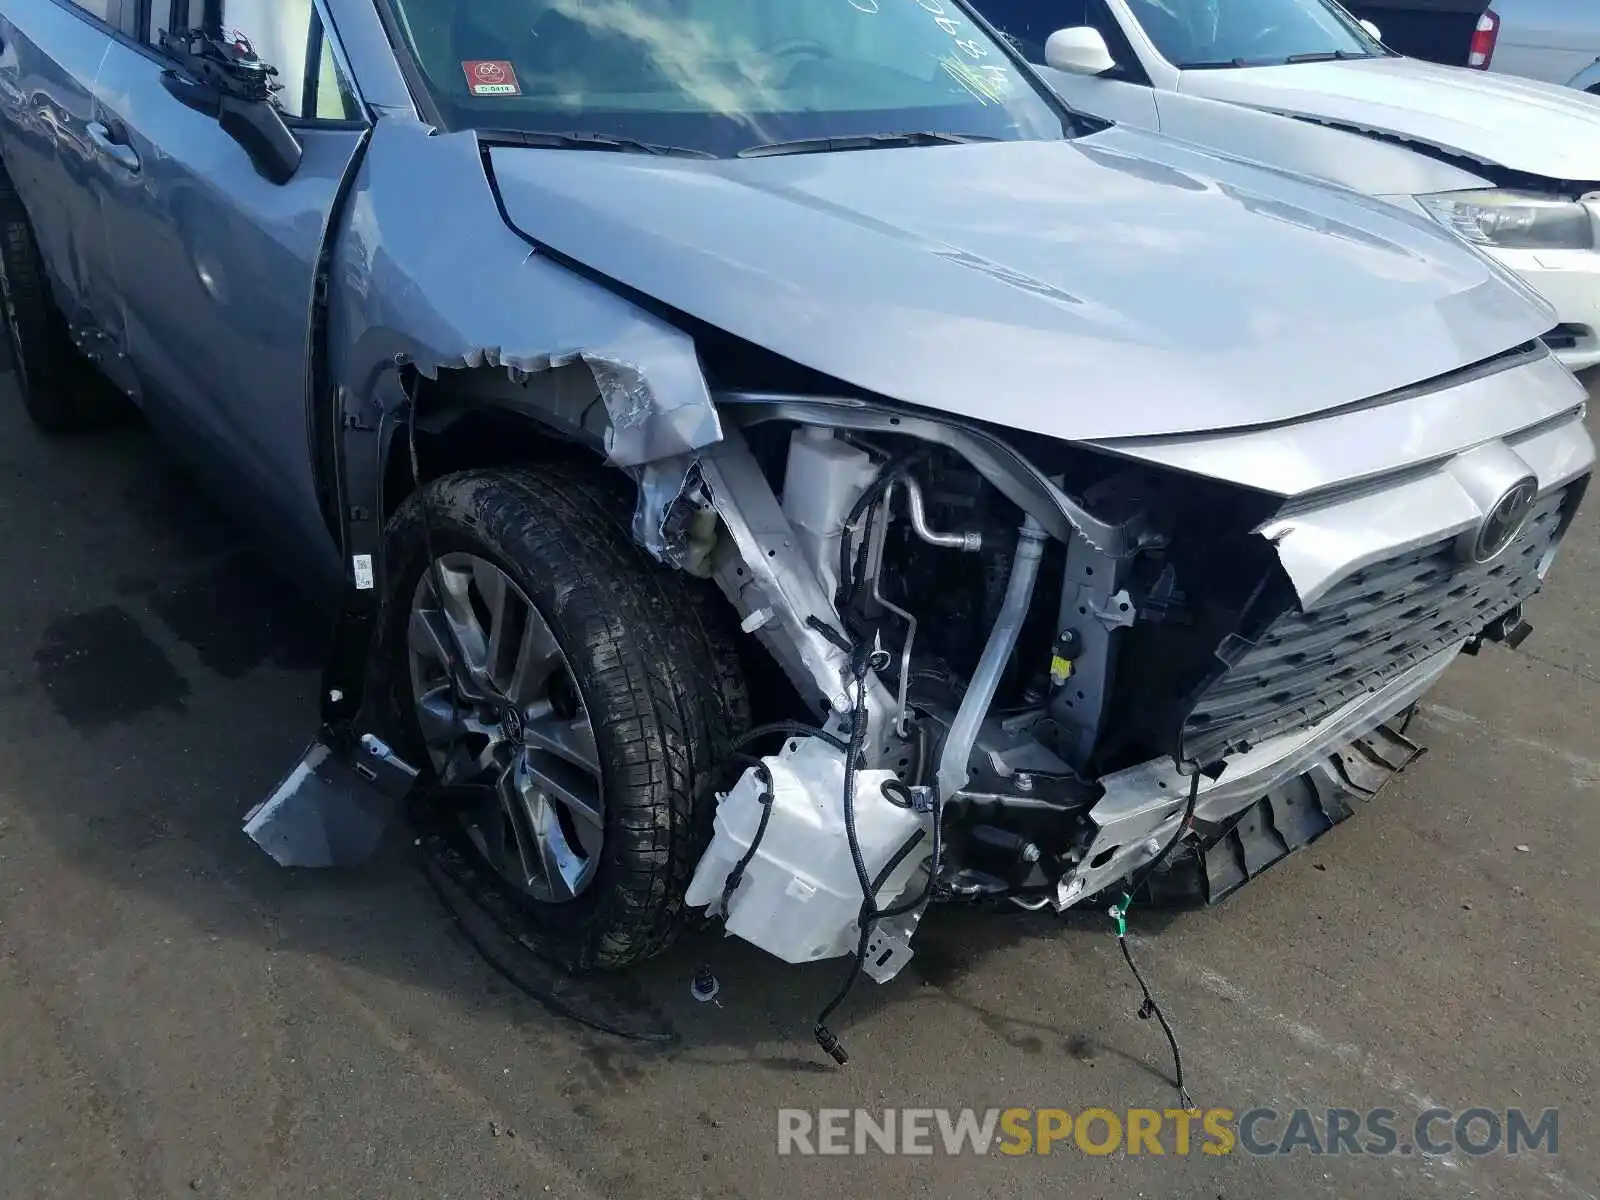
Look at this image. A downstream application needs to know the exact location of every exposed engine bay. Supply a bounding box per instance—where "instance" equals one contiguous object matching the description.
[662,386,1590,997]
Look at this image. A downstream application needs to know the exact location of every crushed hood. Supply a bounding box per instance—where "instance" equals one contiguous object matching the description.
[486,127,1551,443]
[1177,57,1600,182]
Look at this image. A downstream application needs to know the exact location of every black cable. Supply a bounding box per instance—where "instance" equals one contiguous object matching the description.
[834,451,926,614]
[814,823,930,1065]
[804,614,853,655]
[1109,767,1202,1108]
[836,475,893,612]
[1125,767,1201,901]
[710,722,852,913]
[839,660,878,925]
[878,779,941,920]
[813,656,884,1065]
[1397,702,1417,737]
[1118,935,1194,1110]
[718,764,773,916]
[729,720,850,755]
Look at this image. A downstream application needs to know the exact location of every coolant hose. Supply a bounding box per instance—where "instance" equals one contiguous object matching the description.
[935,515,1049,804]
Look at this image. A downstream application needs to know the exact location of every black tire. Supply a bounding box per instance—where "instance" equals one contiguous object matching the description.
[381,463,750,972]
[0,172,123,432]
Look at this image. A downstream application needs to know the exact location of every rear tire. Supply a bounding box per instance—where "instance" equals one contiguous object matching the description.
[0,172,124,432]
[382,463,749,972]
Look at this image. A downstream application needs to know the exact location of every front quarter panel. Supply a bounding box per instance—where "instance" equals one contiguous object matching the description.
[328,119,722,470]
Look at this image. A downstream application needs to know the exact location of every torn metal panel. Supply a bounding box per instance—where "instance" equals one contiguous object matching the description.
[631,453,706,568]
[325,118,721,471]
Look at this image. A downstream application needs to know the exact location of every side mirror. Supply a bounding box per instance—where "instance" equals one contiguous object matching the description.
[1045,27,1118,76]
[160,69,303,185]
[1359,18,1383,41]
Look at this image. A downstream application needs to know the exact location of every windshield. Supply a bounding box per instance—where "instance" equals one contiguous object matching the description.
[1122,0,1383,68]
[384,0,1068,155]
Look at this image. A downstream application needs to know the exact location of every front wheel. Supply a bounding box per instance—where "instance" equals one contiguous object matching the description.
[381,464,749,972]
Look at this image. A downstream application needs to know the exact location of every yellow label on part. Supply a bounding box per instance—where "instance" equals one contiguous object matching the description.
[1050,655,1074,685]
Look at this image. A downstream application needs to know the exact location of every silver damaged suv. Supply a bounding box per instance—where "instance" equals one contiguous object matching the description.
[0,0,1591,988]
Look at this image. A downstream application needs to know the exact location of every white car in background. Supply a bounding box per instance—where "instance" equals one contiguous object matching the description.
[976,0,1600,371]
[1477,0,1600,93]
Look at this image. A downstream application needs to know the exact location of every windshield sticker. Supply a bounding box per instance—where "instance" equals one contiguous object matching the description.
[462,60,523,97]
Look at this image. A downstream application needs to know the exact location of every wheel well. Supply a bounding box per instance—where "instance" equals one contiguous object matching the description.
[382,372,607,520]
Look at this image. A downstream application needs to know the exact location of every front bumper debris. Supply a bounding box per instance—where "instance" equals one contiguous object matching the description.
[243,731,418,868]
[1143,720,1423,906]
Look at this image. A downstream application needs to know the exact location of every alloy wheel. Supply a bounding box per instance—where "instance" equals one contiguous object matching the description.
[407,553,604,904]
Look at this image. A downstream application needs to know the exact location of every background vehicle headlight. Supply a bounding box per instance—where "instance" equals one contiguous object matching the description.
[1418,190,1595,251]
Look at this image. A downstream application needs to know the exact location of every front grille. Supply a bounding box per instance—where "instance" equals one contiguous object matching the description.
[1181,486,1575,765]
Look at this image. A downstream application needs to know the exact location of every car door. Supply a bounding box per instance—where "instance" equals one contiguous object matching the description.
[89,0,366,586]
[978,0,1162,129]
[0,0,134,389]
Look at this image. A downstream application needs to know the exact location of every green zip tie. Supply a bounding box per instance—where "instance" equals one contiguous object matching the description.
[1109,893,1132,938]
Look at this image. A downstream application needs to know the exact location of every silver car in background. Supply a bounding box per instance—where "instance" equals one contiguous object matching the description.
[1478,0,1600,92]
[981,0,1600,371]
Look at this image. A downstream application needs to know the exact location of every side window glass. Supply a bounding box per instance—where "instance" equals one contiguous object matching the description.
[146,1,361,122]
[301,13,363,121]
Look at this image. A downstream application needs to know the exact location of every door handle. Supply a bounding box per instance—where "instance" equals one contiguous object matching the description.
[87,120,141,173]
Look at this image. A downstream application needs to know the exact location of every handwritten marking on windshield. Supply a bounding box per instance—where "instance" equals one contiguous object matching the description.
[846,0,1013,96]
[942,57,1004,105]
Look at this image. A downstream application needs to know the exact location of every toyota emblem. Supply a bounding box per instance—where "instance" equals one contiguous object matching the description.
[1469,476,1538,563]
